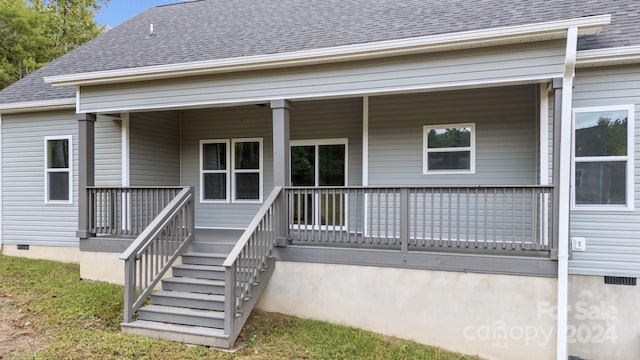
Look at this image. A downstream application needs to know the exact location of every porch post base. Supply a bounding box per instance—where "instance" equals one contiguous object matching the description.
[76,230,96,239]
[276,236,289,247]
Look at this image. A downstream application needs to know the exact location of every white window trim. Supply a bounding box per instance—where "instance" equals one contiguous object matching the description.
[44,135,73,204]
[290,138,349,187]
[571,104,635,211]
[231,138,264,203]
[423,123,476,174]
[290,138,349,231]
[199,139,230,203]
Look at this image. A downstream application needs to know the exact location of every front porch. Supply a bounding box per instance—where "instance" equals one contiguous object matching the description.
[75,83,563,348]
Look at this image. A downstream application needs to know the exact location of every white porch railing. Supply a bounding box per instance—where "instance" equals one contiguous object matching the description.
[285,185,555,255]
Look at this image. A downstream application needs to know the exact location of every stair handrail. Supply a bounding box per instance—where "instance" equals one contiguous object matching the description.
[120,186,195,323]
[222,186,283,345]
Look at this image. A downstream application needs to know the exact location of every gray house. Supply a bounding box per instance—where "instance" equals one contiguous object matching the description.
[1,1,639,359]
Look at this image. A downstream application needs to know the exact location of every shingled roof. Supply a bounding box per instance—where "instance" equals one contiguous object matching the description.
[1,0,639,106]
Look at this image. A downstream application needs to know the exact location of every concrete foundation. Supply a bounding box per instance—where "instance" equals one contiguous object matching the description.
[1,244,79,263]
[79,250,180,287]
[567,274,640,360]
[79,251,125,284]
[257,261,558,360]
[14,244,638,359]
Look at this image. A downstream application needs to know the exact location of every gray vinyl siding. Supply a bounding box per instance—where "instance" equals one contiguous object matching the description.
[129,111,180,186]
[180,99,363,228]
[570,65,640,277]
[95,115,122,186]
[368,85,538,186]
[2,110,78,247]
[180,106,273,228]
[291,98,363,187]
[78,40,565,113]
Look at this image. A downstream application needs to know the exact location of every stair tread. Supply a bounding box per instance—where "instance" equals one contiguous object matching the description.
[173,264,224,272]
[163,277,224,286]
[139,304,225,319]
[182,252,228,258]
[152,290,224,302]
[122,320,228,338]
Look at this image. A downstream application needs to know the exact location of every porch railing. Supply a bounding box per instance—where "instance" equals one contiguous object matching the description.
[223,186,282,346]
[87,186,184,237]
[285,185,554,255]
[119,187,195,323]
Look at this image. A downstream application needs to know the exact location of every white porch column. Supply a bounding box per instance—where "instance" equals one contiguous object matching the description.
[271,99,291,246]
[77,112,96,239]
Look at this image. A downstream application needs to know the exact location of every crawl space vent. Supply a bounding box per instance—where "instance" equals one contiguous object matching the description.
[604,276,636,286]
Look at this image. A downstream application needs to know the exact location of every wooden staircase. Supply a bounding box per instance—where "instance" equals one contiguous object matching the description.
[121,230,245,348]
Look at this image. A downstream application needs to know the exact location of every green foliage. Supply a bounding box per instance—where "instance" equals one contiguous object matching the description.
[427,128,471,149]
[0,0,45,88]
[0,0,108,90]
[0,255,481,359]
[596,116,628,156]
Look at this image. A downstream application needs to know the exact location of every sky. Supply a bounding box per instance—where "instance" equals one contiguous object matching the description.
[95,0,190,28]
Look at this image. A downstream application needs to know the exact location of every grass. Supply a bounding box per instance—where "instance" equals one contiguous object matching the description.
[0,255,481,359]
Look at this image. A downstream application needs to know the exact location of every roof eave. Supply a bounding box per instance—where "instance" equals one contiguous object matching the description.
[576,45,640,67]
[45,14,611,87]
[0,98,76,114]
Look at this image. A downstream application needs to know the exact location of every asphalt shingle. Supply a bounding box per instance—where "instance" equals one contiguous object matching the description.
[1,0,638,105]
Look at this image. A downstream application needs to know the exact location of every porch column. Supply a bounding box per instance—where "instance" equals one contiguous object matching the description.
[551,78,562,259]
[271,99,291,246]
[76,113,96,239]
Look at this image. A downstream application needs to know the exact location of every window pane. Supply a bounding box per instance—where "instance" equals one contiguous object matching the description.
[47,139,69,169]
[575,110,627,157]
[319,144,345,186]
[48,172,69,200]
[291,146,315,186]
[575,161,626,205]
[428,151,471,171]
[235,173,260,200]
[235,141,259,169]
[203,143,226,170]
[427,127,471,148]
[204,173,226,200]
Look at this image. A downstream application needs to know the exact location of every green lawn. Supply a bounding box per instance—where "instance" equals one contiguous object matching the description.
[0,255,481,359]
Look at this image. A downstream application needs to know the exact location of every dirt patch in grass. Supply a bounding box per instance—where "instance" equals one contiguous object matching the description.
[0,295,46,359]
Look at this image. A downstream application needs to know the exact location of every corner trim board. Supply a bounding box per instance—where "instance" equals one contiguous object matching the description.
[362,96,369,186]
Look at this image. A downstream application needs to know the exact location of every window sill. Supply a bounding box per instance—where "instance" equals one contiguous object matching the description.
[571,205,634,212]
[423,170,476,175]
[44,200,73,205]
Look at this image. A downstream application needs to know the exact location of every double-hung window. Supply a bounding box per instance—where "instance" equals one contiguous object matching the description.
[200,138,263,203]
[45,135,72,204]
[201,140,230,202]
[423,123,475,174]
[232,138,263,202]
[572,105,634,210]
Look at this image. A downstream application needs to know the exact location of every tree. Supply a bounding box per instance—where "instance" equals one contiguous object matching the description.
[0,0,46,88]
[0,0,108,90]
[31,0,109,59]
